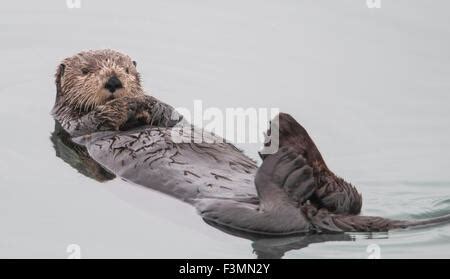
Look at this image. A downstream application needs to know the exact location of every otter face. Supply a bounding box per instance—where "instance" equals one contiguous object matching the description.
[55,49,143,111]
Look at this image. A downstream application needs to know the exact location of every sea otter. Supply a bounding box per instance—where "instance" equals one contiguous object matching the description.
[52,49,450,235]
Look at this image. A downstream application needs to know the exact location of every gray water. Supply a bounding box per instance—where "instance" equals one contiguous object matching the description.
[1,0,450,258]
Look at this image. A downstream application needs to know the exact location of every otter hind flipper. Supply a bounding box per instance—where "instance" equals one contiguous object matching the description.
[266,113,362,215]
[196,147,315,235]
[314,178,362,215]
[196,198,311,235]
[255,146,317,207]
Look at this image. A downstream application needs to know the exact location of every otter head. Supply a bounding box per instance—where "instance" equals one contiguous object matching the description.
[55,49,143,111]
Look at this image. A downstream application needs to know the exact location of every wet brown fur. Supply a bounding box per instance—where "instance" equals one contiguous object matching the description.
[52,49,151,131]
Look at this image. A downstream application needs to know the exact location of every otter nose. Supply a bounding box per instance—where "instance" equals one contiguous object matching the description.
[104,76,123,93]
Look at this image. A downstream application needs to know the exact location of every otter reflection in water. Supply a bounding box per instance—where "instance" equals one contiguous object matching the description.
[51,121,116,182]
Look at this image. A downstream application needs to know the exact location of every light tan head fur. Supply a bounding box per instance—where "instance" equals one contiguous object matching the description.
[55,49,143,112]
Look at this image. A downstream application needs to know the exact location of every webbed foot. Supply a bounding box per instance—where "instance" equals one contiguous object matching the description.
[196,147,314,235]
[256,147,317,207]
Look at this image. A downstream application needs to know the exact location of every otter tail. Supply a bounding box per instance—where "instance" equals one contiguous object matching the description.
[323,213,450,232]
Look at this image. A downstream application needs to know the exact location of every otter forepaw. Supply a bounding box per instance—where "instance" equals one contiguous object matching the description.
[96,97,138,130]
[125,95,182,127]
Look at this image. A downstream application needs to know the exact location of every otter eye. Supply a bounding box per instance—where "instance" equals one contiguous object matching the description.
[126,68,130,74]
[132,61,137,67]
[81,68,90,75]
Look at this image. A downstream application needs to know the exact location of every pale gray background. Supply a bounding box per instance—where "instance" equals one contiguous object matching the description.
[0,0,449,258]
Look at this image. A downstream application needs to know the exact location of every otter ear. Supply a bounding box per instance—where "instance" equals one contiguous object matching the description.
[132,61,137,67]
[55,63,65,97]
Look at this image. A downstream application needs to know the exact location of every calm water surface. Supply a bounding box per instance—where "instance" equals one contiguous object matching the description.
[1,0,450,258]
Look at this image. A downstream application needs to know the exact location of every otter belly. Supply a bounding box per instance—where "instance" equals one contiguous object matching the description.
[73,125,259,204]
